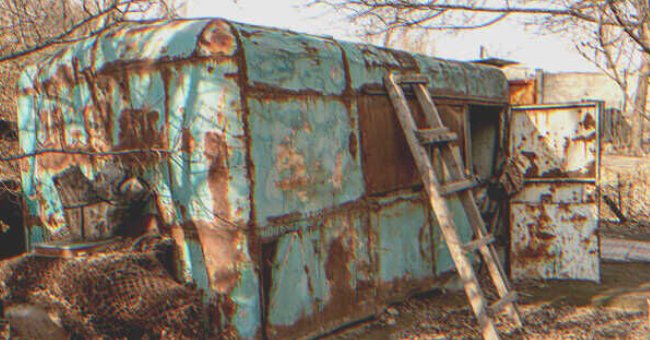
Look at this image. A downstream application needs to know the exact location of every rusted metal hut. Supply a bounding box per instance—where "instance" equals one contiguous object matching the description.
[17,18,516,338]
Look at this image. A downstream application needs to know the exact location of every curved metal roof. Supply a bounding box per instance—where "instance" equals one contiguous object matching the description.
[20,18,508,102]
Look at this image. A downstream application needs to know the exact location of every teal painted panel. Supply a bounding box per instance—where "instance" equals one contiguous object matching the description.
[414,55,469,97]
[249,96,363,225]
[338,41,404,91]
[231,264,262,339]
[268,229,328,327]
[267,209,372,338]
[16,77,38,218]
[94,20,212,68]
[165,60,249,223]
[372,198,434,282]
[233,23,346,95]
[186,236,211,294]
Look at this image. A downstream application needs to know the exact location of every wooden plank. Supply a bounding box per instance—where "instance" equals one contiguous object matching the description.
[33,239,115,258]
[440,178,477,196]
[490,291,518,314]
[395,74,428,84]
[413,83,445,127]
[464,234,496,253]
[416,128,458,144]
[384,73,500,340]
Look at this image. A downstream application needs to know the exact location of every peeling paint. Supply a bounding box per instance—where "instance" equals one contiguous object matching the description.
[510,103,601,282]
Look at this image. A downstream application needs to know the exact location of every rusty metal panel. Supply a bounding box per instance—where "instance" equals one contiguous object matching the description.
[266,208,373,339]
[371,195,434,293]
[248,96,364,226]
[340,42,508,103]
[338,41,417,91]
[509,79,537,105]
[510,183,599,281]
[233,22,346,95]
[509,103,601,282]
[511,103,598,179]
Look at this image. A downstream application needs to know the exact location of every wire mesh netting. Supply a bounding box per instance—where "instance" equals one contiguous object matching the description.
[0,237,205,339]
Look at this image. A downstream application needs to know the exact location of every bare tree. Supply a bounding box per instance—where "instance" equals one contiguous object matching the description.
[316,0,650,154]
[0,0,181,62]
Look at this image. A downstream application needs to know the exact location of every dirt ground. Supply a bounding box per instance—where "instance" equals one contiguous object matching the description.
[326,263,650,340]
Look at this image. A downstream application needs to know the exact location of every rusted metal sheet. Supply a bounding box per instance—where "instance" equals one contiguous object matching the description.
[509,79,536,105]
[247,96,364,226]
[265,208,373,339]
[511,103,598,179]
[233,22,346,95]
[371,194,434,290]
[510,103,601,282]
[510,183,599,280]
[339,41,508,103]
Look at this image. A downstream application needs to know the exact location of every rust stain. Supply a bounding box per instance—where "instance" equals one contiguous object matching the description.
[196,19,237,57]
[181,127,196,154]
[186,220,244,293]
[204,131,231,219]
[324,232,354,308]
[210,294,238,338]
[583,113,596,130]
[331,153,344,190]
[348,132,358,159]
[115,109,168,164]
[274,143,311,195]
[521,151,539,177]
[513,205,555,268]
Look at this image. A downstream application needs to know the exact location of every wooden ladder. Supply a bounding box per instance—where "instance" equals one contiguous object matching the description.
[384,73,523,340]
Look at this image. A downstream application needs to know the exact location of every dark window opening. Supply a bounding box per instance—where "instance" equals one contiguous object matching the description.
[469,105,502,181]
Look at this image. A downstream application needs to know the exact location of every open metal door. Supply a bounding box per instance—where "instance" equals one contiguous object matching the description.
[509,102,601,282]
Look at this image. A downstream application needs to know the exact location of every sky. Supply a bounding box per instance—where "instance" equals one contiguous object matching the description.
[184,0,599,73]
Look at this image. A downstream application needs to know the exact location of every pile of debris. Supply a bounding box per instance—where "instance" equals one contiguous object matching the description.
[0,237,205,339]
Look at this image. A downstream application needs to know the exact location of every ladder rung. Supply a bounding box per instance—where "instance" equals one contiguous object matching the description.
[416,128,457,144]
[439,178,476,195]
[489,291,518,314]
[395,74,429,84]
[463,234,496,252]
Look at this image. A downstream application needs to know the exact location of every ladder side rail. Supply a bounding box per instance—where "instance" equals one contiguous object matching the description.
[385,73,500,340]
[414,82,522,326]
